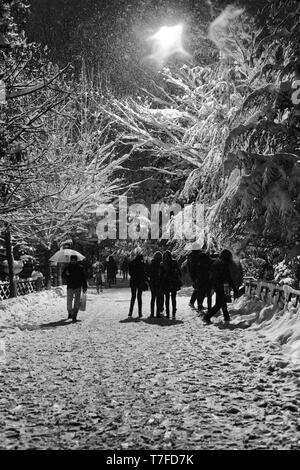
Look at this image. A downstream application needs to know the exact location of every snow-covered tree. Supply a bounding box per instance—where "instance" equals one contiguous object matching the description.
[101,0,300,254]
[4,79,131,286]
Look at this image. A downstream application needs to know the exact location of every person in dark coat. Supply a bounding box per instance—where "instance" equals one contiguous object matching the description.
[195,252,213,314]
[187,248,201,309]
[62,255,87,322]
[128,253,148,318]
[161,250,182,319]
[149,251,164,318]
[106,255,118,288]
[203,249,235,324]
[121,257,129,280]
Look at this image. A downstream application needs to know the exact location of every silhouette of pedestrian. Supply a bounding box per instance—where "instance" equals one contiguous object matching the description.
[106,256,117,288]
[93,261,103,293]
[187,247,201,309]
[149,251,164,317]
[195,252,213,314]
[203,249,235,324]
[128,253,148,318]
[121,256,129,280]
[161,250,182,319]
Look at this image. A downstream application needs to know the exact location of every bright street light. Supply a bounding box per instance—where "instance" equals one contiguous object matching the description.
[147,24,190,68]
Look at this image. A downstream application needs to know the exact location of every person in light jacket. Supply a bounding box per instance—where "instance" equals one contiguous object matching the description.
[63,255,87,323]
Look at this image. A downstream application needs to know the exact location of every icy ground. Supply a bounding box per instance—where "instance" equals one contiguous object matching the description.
[0,285,299,449]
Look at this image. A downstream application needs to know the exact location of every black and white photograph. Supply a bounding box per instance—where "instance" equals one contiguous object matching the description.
[0,0,300,456]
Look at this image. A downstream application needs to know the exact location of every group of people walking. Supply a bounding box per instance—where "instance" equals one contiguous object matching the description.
[128,247,243,323]
[62,246,243,325]
[187,247,243,324]
[92,255,131,290]
[128,250,182,319]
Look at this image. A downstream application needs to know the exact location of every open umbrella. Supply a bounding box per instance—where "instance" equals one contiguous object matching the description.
[20,254,35,261]
[49,249,85,265]
[184,242,203,251]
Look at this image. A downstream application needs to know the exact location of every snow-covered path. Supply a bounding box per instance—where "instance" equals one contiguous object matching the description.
[0,286,299,450]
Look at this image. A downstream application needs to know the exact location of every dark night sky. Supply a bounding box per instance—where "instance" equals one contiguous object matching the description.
[22,0,268,93]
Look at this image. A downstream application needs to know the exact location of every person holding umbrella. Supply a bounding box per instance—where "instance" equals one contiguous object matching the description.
[62,255,88,322]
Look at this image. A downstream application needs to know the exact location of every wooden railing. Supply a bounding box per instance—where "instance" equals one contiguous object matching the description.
[0,278,45,301]
[244,277,300,307]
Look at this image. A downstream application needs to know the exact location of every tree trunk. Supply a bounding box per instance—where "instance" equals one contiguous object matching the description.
[44,247,52,289]
[4,224,17,298]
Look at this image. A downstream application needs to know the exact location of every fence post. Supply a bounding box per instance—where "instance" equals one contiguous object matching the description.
[246,278,300,309]
[4,225,17,298]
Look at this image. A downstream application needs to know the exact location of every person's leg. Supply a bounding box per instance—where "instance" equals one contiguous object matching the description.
[220,291,230,321]
[129,286,137,316]
[197,288,205,311]
[197,283,211,312]
[204,287,223,322]
[171,291,177,317]
[150,289,155,316]
[72,288,81,321]
[233,287,239,300]
[154,293,158,316]
[157,291,164,316]
[207,288,212,315]
[165,292,170,318]
[137,287,143,317]
[189,289,197,307]
[67,288,74,319]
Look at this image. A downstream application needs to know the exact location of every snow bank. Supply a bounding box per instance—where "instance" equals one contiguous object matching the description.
[229,295,300,366]
[1,285,300,368]
[0,287,66,330]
